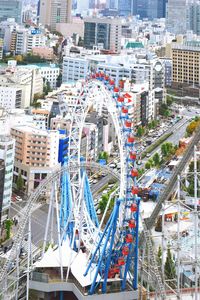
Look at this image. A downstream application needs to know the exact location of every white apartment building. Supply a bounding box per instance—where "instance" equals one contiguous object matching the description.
[0,135,15,222]
[11,125,60,194]
[39,65,60,89]
[3,65,43,101]
[0,83,31,109]
[0,86,23,109]
[62,56,89,83]
[27,31,46,52]
[15,28,46,55]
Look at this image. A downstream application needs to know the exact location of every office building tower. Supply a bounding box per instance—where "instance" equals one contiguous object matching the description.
[0,0,22,24]
[84,17,122,53]
[106,0,118,9]
[188,1,200,36]
[134,0,148,18]
[147,0,167,19]
[39,0,72,31]
[118,0,133,16]
[166,0,188,34]
[172,41,200,87]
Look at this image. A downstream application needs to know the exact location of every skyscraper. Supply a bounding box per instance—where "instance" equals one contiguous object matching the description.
[166,0,188,34]
[188,1,200,36]
[147,0,168,19]
[106,0,118,9]
[118,0,133,16]
[39,0,72,31]
[0,0,22,24]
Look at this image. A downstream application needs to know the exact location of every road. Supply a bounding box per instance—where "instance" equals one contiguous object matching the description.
[141,116,190,167]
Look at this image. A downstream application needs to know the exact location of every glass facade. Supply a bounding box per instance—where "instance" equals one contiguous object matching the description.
[0,0,22,24]
[118,0,133,16]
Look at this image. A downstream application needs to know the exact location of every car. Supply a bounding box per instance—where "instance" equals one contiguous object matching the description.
[16,196,22,202]
[93,179,98,184]
[146,153,151,158]
[97,209,101,215]
[109,163,116,168]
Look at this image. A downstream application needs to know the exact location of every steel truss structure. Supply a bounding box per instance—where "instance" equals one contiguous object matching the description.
[0,75,170,299]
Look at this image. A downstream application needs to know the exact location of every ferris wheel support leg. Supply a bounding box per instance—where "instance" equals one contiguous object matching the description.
[55,182,63,281]
[133,198,140,290]
[84,210,113,277]
[43,185,54,256]
[77,172,86,252]
[26,216,31,300]
[15,243,20,300]
[88,200,120,295]
[102,200,120,293]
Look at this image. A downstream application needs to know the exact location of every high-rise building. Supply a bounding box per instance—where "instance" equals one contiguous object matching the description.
[0,136,15,223]
[106,0,118,9]
[188,1,200,36]
[133,0,148,18]
[0,0,22,24]
[118,0,133,16]
[84,17,122,53]
[11,126,60,194]
[133,0,167,19]
[172,41,200,87]
[147,0,167,19]
[166,0,188,34]
[39,0,72,31]
[0,160,5,225]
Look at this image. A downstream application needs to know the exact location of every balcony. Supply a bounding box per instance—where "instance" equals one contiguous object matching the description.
[30,270,138,300]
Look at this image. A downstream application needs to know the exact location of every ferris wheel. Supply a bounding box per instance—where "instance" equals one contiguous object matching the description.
[0,74,164,299]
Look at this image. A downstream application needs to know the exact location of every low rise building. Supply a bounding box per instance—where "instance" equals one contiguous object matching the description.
[32,47,54,60]
[62,56,89,83]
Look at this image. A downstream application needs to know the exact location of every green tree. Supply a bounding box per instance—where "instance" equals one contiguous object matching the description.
[151,120,157,128]
[145,162,151,170]
[166,95,174,106]
[148,122,153,130]
[137,126,144,137]
[148,158,154,167]
[5,219,13,240]
[98,194,109,214]
[164,246,176,280]
[98,151,109,163]
[33,93,43,102]
[56,73,62,88]
[16,173,23,191]
[153,152,160,166]
[186,119,200,136]
[32,99,41,109]
[157,245,162,266]
[161,143,167,157]
[43,81,52,95]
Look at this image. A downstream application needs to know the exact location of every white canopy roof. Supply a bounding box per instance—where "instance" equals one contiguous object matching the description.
[71,251,101,287]
[34,241,76,268]
[34,241,101,287]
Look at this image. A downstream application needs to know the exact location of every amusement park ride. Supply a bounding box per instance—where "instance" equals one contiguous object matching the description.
[0,74,200,300]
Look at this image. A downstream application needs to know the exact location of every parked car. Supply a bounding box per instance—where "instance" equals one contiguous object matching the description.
[16,196,22,202]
